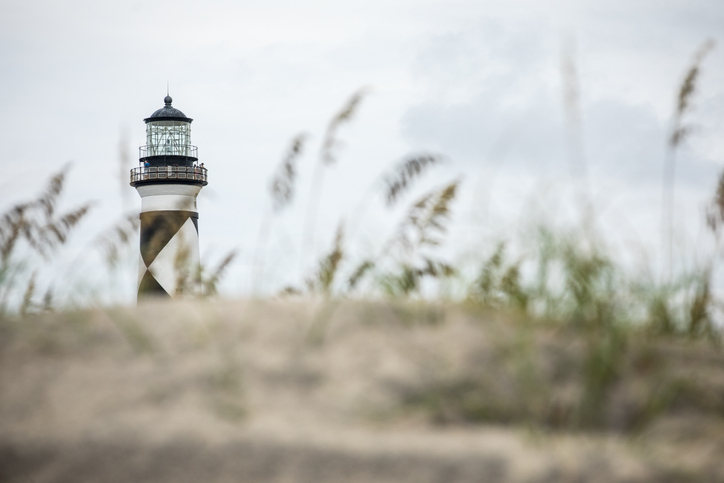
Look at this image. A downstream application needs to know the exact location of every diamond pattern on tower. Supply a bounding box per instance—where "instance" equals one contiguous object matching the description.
[140,211,192,267]
[138,251,146,288]
[138,270,170,297]
[138,210,199,298]
[146,218,199,295]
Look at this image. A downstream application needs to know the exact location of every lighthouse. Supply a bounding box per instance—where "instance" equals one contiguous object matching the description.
[130,95,208,298]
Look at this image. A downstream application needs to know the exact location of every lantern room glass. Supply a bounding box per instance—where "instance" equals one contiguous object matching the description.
[146,120,192,157]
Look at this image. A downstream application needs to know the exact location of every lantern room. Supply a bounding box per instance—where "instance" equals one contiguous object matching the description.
[130,95,207,188]
[139,95,198,167]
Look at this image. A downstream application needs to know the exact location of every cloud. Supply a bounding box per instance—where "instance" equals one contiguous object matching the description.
[401,91,567,175]
[400,15,722,192]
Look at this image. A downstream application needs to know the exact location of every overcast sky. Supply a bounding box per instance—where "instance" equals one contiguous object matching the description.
[1,0,723,301]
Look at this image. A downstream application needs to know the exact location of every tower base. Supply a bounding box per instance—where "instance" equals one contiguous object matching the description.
[136,184,201,298]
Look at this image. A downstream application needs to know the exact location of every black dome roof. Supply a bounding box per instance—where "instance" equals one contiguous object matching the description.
[144,95,193,123]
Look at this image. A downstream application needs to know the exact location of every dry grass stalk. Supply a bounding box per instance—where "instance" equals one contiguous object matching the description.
[561,38,595,235]
[320,88,368,166]
[670,39,716,148]
[94,213,139,267]
[253,134,308,292]
[384,154,443,206]
[306,223,345,294]
[468,242,527,310]
[4,168,92,259]
[302,89,367,276]
[347,259,374,291]
[19,271,37,317]
[374,181,460,296]
[397,180,460,251]
[706,170,724,233]
[345,151,443,243]
[688,270,711,337]
[663,39,715,278]
[0,167,92,314]
[270,133,307,212]
[201,249,238,297]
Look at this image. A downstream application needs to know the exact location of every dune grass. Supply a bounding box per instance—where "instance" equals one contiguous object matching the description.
[0,41,721,443]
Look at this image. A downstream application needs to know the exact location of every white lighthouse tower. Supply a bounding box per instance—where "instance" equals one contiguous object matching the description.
[130,95,208,298]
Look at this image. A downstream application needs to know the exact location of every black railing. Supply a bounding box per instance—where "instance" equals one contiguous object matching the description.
[130,165,208,184]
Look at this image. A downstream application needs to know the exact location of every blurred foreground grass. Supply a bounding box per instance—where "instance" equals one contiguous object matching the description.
[1,299,723,482]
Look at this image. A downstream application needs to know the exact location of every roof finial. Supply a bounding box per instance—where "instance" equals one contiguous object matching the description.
[164,82,172,107]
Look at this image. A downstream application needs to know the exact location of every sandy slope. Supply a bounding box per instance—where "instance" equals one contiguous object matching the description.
[1,299,722,482]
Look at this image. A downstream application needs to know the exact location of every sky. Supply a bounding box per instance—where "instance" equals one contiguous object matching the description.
[1,0,723,302]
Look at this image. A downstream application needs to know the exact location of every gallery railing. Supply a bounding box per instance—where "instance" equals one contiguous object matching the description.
[130,165,208,184]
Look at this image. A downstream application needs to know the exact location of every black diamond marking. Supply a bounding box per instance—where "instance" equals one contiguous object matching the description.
[191,216,198,234]
[138,270,170,297]
[140,211,195,267]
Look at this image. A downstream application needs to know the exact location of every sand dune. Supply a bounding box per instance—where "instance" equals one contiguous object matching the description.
[1,299,722,482]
